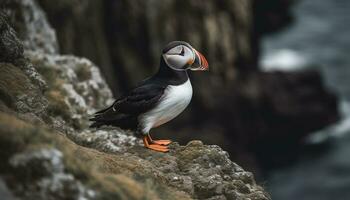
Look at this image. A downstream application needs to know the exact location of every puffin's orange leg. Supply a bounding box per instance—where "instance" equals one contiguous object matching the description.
[152,140,172,146]
[143,136,169,153]
[147,134,172,146]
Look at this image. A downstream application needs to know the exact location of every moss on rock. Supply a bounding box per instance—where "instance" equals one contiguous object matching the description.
[0,62,48,116]
[0,111,270,200]
[0,112,191,200]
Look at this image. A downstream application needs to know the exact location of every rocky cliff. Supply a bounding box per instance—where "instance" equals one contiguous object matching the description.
[1,0,339,175]
[0,1,270,199]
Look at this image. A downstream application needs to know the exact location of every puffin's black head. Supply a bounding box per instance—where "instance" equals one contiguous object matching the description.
[161,41,209,71]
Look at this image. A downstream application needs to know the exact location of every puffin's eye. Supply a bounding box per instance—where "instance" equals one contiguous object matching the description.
[179,46,185,56]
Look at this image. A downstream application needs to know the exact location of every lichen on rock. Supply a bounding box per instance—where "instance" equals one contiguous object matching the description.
[0,12,24,63]
[23,50,137,153]
[127,140,270,199]
[0,62,48,120]
[72,128,138,153]
[3,0,58,54]
[9,148,96,200]
[0,111,270,200]
[26,51,114,129]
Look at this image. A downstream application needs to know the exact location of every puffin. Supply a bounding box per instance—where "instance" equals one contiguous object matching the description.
[90,41,209,152]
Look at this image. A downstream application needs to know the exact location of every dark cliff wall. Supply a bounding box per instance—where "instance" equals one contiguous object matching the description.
[38,0,255,94]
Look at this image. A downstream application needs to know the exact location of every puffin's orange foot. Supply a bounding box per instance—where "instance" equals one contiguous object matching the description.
[147,144,169,153]
[151,140,172,146]
[143,136,169,153]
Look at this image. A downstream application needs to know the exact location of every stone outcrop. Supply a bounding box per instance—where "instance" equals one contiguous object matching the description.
[0,113,270,200]
[0,1,270,199]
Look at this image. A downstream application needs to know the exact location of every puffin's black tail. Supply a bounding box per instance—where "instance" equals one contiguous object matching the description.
[89,108,137,130]
[89,119,105,128]
[89,111,118,128]
[89,105,114,128]
[89,114,106,128]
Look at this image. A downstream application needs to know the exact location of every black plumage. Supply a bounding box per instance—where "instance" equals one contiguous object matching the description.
[89,82,166,130]
[89,57,188,132]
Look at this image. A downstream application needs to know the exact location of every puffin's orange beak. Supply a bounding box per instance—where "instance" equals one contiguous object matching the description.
[190,49,209,71]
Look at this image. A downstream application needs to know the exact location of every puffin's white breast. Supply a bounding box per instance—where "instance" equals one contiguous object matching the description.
[140,79,193,133]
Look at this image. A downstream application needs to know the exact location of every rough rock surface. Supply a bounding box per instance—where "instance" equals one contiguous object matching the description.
[9,148,96,200]
[26,51,113,129]
[0,12,23,62]
[0,113,270,200]
[3,0,58,54]
[0,1,270,200]
[129,140,269,200]
[0,10,47,121]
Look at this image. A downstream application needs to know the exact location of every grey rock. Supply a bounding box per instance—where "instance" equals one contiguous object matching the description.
[38,0,116,91]
[0,62,48,119]
[3,0,58,54]
[9,148,96,200]
[0,178,18,200]
[26,51,114,129]
[0,10,47,116]
[0,12,24,62]
[73,128,138,153]
[9,148,65,176]
[129,141,270,200]
[26,50,139,152]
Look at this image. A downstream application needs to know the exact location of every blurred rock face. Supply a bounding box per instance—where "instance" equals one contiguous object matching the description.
[38,0,255,91]
[253,0,295,36]
[105,0,254,84]
[0,1,270,199]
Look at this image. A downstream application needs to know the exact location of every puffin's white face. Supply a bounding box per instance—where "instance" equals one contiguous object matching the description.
[163,45,195,71]
[162,41,209,71]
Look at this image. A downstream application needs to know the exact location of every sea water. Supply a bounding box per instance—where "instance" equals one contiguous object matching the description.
[260,0,350,199]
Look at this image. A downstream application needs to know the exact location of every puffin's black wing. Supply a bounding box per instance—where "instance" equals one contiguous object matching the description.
[89,83,166,129]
